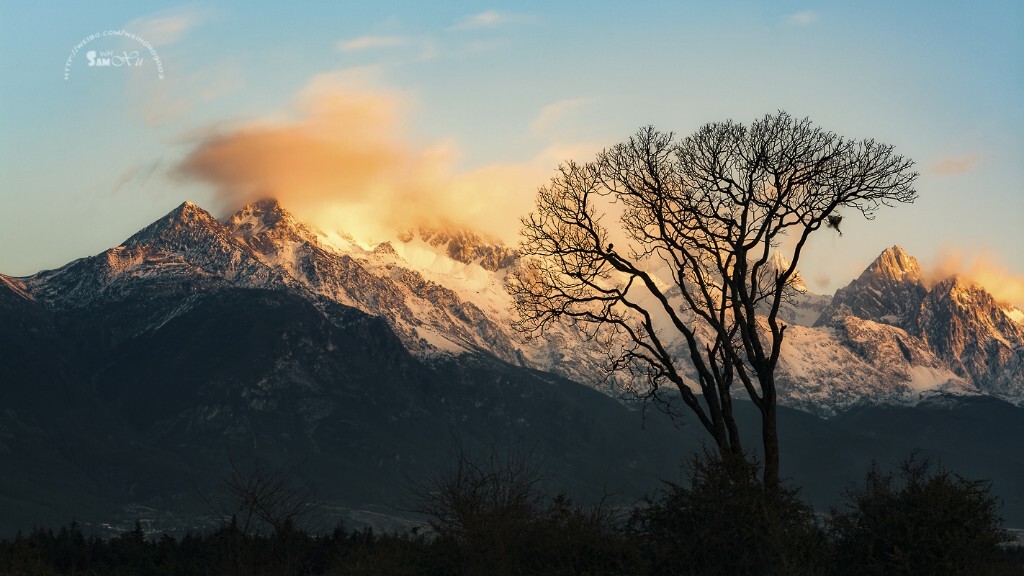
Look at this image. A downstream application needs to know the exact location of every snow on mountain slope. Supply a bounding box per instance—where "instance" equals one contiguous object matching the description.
[1006,307,1024,325]
[328,224,617,388]
[221,200,614,389]
[397,227,518,272]
[775,324,909,415]
[227,200,492,357]
[666,314,973,418]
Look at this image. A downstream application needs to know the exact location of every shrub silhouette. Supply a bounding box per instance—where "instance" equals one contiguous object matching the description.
[629,448,826,576]
[828,454,1012,576]
[411,445,643,575]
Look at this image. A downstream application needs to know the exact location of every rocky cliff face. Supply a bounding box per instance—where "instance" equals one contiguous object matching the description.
[917,276,1024,402]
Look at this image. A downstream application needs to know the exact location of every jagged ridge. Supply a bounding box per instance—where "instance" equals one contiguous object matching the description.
[13,202,1023,414]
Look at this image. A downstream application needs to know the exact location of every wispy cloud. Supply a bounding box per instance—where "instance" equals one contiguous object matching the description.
[415,39,440,61]
[449,10,518,31]
[120,7,233,127]
[125,5,206,45]
[337,35,409,52]
[931,152,982,175]
[530,98,595,138]
[785,10,818,26]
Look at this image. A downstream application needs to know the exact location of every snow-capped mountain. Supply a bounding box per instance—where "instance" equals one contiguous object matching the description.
[25,201,287,312]
[815,245,1024,408]
[647,243,1020,416]
[646,247,973,416]
[8,201,1022,416]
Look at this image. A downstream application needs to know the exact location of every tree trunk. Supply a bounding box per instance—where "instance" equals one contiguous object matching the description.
[761,402,780,489]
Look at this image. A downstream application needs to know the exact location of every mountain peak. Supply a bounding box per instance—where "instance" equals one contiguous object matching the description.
[947,274,971,289]
[123,201,220,247]
[224,199,326,262]
[171,200,209,219]
[769,251,791,269]
[227,198,294,234]
[929,274,985,306]
[866,245,922,284]
[814,245,927,328]
[243,197,286,217]
[766,251,807,291]
[160,201,215,223]
[401,227,517,271]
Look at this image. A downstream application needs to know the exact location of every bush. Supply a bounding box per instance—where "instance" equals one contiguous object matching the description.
[629,448,826,576]
[412,445,643,575]
[828,454,1013,576]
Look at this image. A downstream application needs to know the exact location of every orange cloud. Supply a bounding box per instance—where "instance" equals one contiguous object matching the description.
[530,98,595,139]
[176,70,550,244]
[931,152,982,175]
[923,248,1024,307]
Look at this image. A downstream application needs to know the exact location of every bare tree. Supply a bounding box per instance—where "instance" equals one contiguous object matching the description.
[218,458,321,536]
[507,112,917,486]
[413,444,545,543]
[411,444,546,574]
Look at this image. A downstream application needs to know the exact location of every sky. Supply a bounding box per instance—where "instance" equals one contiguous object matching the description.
[1,1,1022,303]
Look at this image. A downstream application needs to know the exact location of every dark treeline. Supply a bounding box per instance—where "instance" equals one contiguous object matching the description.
[2,451,1022,576]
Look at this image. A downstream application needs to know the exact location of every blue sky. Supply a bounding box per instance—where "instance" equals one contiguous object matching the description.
[1,1,1022,302]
